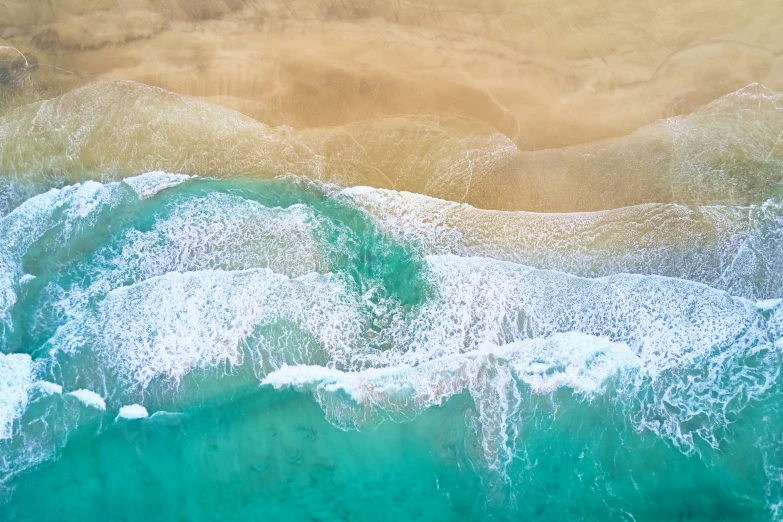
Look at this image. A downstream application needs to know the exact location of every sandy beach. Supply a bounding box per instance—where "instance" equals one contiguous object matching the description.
[1,0,782,150]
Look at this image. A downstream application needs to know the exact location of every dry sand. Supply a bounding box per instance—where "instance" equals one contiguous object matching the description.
[1,0,782,150]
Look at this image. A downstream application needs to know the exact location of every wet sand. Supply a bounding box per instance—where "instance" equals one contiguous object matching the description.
[2,80,782,213]
[1,0,782,150]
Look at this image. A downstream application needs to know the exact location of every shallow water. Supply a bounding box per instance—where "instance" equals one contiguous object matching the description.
[1,3,783,521]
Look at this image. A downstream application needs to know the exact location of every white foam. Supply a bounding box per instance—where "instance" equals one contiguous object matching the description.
[408,256,781,454]
[19,274,35,285]
[263,365,347,390]
[48,192,332,331]
[0,181,123,333]
[264,333,638,404]
[341,185,375,197]
[114,193,329,277]
[49,268,365,390]
[46,250,782,463]
[122,171,190,199]
[150,410,181,419]
[264,333,640,470]
[16,178,779,474]
[507,332,641,393]
[401,255,761,370]
[757,298,782,311]
[0,353,34,439]
[260,254,780,460]
[116,404,148,420]
[63,180,107,220]
[343,186,783,300]
[67,389,106,411]
[36,381,63,395]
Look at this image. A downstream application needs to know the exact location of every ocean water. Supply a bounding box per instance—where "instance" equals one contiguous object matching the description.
[0,81,782,521]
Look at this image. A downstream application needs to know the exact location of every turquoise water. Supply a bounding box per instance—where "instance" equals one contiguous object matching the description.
[4,382,782,521]
[1,84,783,521]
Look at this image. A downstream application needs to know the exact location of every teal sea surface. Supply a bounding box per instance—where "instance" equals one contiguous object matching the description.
[1,81,783,521]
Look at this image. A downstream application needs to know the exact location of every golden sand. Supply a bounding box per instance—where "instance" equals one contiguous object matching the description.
[2,80,782,212]
[1,0,782,150]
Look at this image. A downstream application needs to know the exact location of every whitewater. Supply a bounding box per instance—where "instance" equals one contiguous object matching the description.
[0,81,782,521]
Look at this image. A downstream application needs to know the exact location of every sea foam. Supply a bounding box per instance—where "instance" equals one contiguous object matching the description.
[0,181,123,339]
[343,186,783,300]
[116,404,148,420]
[263,333,640,470]
[67,389,107,411]
[0,352,34,439]
[122,171,190,199]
